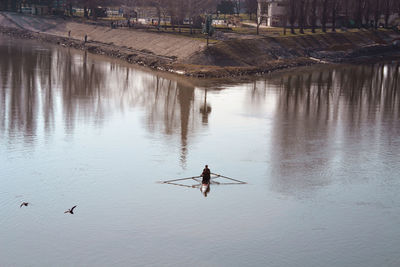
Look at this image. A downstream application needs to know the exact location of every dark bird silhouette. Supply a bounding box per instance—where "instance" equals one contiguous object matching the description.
[20,202,29,208]
[64,205,77,214]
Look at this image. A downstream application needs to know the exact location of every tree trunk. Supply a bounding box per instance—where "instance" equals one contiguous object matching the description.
[331,0,337,32]
[311,0,317,33]
[374,1,380,29]
[84,6,88,19]
[364,0,371,28]
[299,0,305,34]
[321,0,328,32]
[289,0,296,34]
[384,0,390,28]
[157,7,161,30]
[356,0,362,28]
[10,0,17,11]
[283,14,287,35]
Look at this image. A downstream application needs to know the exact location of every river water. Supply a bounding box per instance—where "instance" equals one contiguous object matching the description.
[0,37,399,267]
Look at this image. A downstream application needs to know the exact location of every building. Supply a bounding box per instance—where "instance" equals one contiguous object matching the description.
[23,0,66,15]
[31,5,49,15]
[257,0,286,27]
[52,0,66,14]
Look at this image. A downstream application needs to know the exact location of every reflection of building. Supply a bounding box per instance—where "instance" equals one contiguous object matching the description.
[257,0,285,27]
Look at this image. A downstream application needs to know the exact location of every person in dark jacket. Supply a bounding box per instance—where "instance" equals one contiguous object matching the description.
[201,165,211,184]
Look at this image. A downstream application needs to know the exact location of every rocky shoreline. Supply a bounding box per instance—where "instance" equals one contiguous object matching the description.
[0,26,174,71]
[1,25,399,79]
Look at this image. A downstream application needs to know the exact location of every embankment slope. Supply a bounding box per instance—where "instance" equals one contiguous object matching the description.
[188,30,395,66]
[176,29,400,77]
[0,12,205,60]
[1,12,399,78]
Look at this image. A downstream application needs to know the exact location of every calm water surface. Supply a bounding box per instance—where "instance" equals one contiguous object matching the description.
[0,37,400,267]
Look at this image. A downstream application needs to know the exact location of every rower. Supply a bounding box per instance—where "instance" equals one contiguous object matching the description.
[201,165,211,184]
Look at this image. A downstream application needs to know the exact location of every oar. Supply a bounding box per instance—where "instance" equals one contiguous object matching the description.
[211,173,247,184]
[212,182,246,185]
[162,182,195,188]
[160,175,202,183]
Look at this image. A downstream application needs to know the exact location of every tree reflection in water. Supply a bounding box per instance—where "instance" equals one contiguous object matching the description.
[1,38,399,177]
[263,64,400,195]
[0,39,210,168]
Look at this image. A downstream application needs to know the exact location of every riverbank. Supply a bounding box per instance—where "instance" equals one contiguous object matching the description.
[1,11,400,78]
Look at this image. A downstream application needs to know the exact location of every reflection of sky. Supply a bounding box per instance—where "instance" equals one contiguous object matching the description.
[1,37,400,267]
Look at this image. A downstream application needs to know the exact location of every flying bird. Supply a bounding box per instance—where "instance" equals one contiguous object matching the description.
[64,205,77,214]
[20,202,29,208]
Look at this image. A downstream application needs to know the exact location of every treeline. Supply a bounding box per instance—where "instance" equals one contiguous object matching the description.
[135,0,218,26]
[1,0,399,32]
[75,0,219,24]
[278,0,400,34]
[0,0,219,24]
[0,1,134,18]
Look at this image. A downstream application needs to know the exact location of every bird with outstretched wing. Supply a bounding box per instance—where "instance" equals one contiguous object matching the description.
[64,205,77,214]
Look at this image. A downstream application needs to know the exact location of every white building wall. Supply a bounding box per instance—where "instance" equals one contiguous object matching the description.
[269,2,285,26]
[258,0,285,27]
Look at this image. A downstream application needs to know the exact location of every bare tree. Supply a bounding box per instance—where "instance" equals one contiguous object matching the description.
[298,0,307,34]
[187,0,216,33]
[288,0,297,34]
[234,0,241,15]
[363,0,372,28]
[321,0,329,32]
[310,0,317,33]
[331,0,340,32]
[355,0,363,28]
[373,0,381,28]
[245,0,257,20]
[384,0,392,28]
